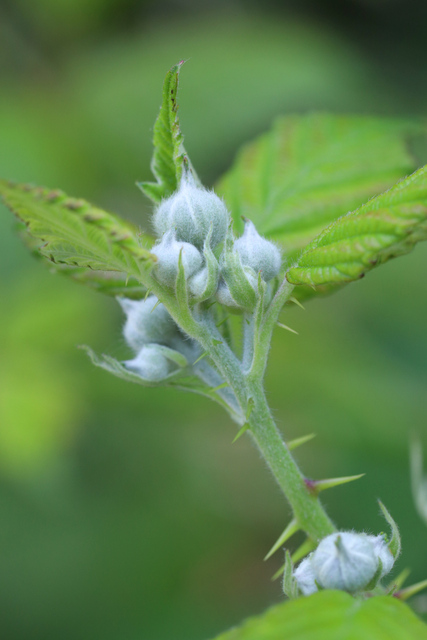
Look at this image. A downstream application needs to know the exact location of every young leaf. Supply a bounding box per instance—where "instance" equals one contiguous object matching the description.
[211,591,427,640]
[55,268,147,299]
[216,114,420,253]
[138,61,200,203]
[0,181,154,280]
[287,164,427,287]
[16,220,151,298]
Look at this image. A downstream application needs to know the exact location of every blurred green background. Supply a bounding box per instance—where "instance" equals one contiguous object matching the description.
[1,1,427,638]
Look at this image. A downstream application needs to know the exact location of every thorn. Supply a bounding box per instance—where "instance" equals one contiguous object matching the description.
[212,339,223,346]
[125,273,129,286]
[291,538,315,564]
[272,539,314,581]
[206,300,217,310]
[272,563,286,582]
[386,568,411,594]
[210,382,228,393]
[305,474,365,495]
[289,296,305,310]
[216,315,229,328]
[232,424,250,443]
[144,288,152,300]
[264,519,299,560]
[395,579,427,601]
[277,322,298,335]
[193,351,208,365]
[150,299,161,313]
[287,434,316,451]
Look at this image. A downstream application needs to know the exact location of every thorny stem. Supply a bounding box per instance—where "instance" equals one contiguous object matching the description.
[145,271,336,542]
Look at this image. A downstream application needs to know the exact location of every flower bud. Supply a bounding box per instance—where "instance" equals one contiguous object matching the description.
[118,295,177,352]
[153,176,230,249]
[215,267,257,310]
[234,219,281,281]
[124,344,171,381]
[293,555,318,596]
[367,534,395,578]
[311,532,378,593]
[152,230,203,288]
[188,266,209,298]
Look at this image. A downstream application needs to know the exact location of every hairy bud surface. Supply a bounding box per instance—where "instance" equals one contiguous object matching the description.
[118,295,177,352]
[311,532,378,593]
[153,177,229,248]
[124,344,171,381]
[234,219,281,281]
[152,230,203,287]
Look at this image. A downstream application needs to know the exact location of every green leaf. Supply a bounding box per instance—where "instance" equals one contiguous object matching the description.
[0,181,154,279]
[15,220,151,298]
[55,268,147,298]
[212,591,427,640]
[216,115,420,251]
[138,61,200,204]
[287,164,427,287]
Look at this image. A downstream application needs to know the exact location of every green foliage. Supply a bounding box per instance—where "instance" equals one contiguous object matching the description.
[287,165,427,286]
[54,268,147,298]
[212,591,427,640]
[2,61,427,640]
[138,61,200,204]
[0,180,153,280]
[216,114,419,246]
[216,115,424,300]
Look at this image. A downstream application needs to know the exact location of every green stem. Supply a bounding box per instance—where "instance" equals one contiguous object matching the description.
[144,271,336,541]
[246,378,336,541]
[250,278,295,379]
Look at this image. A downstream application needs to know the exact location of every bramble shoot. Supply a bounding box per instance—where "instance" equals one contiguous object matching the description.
[2,62,427,639]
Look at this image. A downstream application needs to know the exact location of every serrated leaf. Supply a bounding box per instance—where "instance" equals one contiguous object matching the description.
[287,165,427,287]
[0,181,154,280]
[139,61,200,203]
[216,115,420,250]
[16,221,150,298]
[212,591,427,640]
[56,268,147,298]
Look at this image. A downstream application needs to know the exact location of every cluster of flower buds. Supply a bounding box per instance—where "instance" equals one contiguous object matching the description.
[118,295,192,382]
[293,531,397,596]
[151,174,282,311]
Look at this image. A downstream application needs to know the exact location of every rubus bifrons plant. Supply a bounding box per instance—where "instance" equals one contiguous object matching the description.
[2,62,427,639]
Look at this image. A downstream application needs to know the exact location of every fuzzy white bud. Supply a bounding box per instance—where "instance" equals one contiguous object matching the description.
[234,219,281,281]
[215,268,257,309]
[367,534,395,578]
[118,295,177,352]
[124,344,171,381]
[152,230,203,288]
[153,177,230,248]
[188,266,208,298]
[311,532,378,593]
[293,555,318,596]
